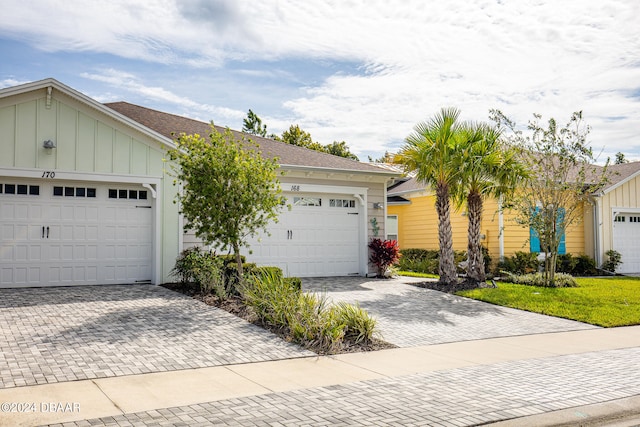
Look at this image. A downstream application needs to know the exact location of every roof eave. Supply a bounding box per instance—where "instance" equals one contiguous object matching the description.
[599,169,640,196]
[279,164,401,177]
[1,78,177,150]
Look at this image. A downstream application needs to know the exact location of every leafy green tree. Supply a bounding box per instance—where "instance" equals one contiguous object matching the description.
[242,109,268,137]
[276,124,359,160]
[491,110,609,286]
[166,124,283,277]
[325,141,359,161]
[615,152,628,164]
[395,108,463,288]
[451,122,529,285]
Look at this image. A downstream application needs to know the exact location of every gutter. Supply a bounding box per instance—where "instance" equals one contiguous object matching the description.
[279,164,400,177]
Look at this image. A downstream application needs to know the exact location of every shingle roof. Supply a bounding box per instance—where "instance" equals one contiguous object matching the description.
[105,102,396,175]
[387,176,428,196]
[604,161,640,190]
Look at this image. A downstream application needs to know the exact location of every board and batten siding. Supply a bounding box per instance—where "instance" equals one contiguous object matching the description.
[0,87,180,283]
[597,173,640,256]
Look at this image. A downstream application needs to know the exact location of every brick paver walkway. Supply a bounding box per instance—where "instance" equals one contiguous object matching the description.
[0,285,312,389]
[53,347,640,426]
[303,277,597,347]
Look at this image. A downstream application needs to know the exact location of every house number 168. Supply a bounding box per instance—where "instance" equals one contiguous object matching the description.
[41,171,56,178]
[290,185,300,191]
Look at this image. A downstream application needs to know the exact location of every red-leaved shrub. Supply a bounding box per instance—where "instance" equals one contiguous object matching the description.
[368,238,400,277]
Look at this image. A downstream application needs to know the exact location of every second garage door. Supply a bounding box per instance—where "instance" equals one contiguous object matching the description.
[244,193,362,277]
[612,213,640,274]
[0,179,153,288]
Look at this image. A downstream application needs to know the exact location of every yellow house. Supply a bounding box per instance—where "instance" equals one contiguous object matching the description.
[386,161,640,274]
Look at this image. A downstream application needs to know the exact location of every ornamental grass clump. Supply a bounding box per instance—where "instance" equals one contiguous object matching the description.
[241,270,379,353]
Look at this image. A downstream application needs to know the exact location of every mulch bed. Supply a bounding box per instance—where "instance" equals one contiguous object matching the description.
[161,282,396,355]
[411,278,497,294]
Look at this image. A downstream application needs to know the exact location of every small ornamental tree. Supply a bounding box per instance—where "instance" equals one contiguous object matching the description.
[368,238,400,277]
[166,124,283,279]
[491,110,609,286]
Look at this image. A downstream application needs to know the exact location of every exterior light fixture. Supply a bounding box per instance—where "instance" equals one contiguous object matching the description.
[373,202,383,209]
[43,139,56,149]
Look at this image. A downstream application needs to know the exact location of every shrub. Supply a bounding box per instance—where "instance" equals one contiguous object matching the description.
[502,271,578,287]
[334,302,378,344]
[574,254,597,276]
[602,250,622,273]
[170,247,227,296]
[242,270,378,353]
[368,238,400,277]
[557,254,579,275]
[287,293,345,352]
[557,254,597,276]
[397,248,439,274]
[241,269,300,327]
[498,251,540,275]
[284,276,302,291]
[171,247,207,284]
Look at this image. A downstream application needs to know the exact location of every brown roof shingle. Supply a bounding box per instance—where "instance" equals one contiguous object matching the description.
[105,102,395,175]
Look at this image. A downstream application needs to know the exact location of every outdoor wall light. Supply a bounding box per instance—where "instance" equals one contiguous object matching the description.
[43,139,56,149]
[373,202,383,209]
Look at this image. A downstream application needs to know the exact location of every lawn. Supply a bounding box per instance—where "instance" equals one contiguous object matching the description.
[456,276,640,327]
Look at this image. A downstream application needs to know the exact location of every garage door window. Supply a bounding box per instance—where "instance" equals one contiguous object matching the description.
[293,196,321,206]
[0,183,40,196]
[329,199,356,208]
[108,189,147,200]
[53,186,96,198]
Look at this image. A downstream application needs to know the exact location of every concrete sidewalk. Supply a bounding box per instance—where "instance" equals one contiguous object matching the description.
[2,326,640,426]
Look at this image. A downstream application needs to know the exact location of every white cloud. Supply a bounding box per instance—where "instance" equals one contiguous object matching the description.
[2,0,639,160]
[81,69,245,122]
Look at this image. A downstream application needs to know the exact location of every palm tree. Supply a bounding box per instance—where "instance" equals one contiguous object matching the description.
[395,108,463,288]
[452,123,528,285]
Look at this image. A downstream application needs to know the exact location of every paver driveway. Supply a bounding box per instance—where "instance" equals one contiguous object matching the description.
[0,285,312,389]
[303,276,598,347]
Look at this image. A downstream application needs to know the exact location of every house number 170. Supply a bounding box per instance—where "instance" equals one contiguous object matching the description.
[41,171,56,178]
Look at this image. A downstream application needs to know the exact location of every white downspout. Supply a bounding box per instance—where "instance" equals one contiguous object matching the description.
[498,195,505,261]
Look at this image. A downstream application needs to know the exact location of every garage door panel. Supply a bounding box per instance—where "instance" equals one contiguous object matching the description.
[613,214,640,273]
[243,192,361,277]
[1,181,153,287]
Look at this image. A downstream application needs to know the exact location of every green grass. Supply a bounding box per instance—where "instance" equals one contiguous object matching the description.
[457,276,640,327]
[398,271,439,279]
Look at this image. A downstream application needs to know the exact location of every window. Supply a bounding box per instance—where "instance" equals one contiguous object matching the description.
[1,183,39,196]
[53,186,96,197]
[530,207,566,255]
[614,216,625,223]
[386,215,398,241]
[108,188,148,200]
[329,198,356,208]
[293,196,322,207]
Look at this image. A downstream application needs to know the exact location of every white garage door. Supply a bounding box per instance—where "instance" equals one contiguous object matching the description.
[0,179,153,288]
[612,214,640,274]
[244,193,361,277]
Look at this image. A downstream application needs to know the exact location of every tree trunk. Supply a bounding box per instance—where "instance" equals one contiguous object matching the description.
[466,191,485,285]
[233,243,244,278]
[436,182,458,288]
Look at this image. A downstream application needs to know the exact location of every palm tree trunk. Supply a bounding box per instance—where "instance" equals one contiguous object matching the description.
[466,191,485,285]
[436,182,457,287]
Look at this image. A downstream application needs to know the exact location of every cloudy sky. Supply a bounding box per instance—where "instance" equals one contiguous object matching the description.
[1,0,639,162]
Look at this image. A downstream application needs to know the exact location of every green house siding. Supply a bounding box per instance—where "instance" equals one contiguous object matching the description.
[0,87,180,284]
